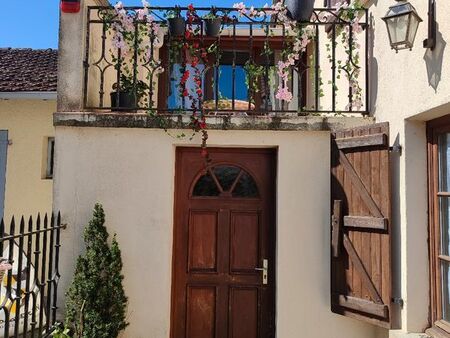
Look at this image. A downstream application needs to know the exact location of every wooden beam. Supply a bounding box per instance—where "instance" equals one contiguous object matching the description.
[335,133,387,150]
[332,200,342,258]
[344,216,388,231]
[343,234,383,304]
[332,293,388,318]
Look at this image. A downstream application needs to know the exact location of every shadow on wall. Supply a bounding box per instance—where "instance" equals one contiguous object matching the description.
[369,13,378,116]
[423,23,446,92]
[390,133,402,330]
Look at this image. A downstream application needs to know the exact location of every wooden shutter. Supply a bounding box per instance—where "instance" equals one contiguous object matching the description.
[330,122,392,328]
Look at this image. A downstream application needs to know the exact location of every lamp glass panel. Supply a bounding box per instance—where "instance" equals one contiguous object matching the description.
[407,14,420,46]
[386,14,409,44]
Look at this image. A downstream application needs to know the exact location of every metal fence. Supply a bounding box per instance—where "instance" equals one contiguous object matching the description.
[0,213,65,338]
[83,5,369,115]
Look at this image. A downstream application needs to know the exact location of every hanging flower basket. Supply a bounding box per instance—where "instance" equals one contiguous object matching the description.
[284,0,314,21]
[204,18,222,37]
[168,17,186,37]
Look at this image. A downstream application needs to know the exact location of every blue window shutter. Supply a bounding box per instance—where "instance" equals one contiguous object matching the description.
[0,131,8,220]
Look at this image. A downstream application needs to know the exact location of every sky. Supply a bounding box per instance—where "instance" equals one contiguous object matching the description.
[0,0,267,49]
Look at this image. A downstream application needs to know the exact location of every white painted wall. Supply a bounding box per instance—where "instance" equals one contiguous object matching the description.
[362,0,450,335]
[54,127,382,338]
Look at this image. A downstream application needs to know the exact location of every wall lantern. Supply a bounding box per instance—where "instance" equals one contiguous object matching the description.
[60,0,81,13]
[382,0,422,52]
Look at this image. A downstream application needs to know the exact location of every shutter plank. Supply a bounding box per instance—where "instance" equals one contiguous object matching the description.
[359,126,372,303]
[379,124,392,321]
[343,234,383,304]
[338,149,383,218]
[332,294,388,318]
[352,128,363,299]
[335,133,387,150]
[344,216,388,230]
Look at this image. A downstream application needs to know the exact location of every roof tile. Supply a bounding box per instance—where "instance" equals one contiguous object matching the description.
[0,48,58,92]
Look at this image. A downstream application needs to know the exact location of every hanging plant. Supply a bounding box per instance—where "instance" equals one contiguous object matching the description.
[104,1,164,110]
[166,7,186,37]
[244,60,265,106]
[203,10,222,37]
[233,1,314,103]
[322,0,365,112]
[336,0,364,111]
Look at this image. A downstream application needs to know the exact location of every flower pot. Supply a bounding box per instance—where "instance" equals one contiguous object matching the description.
[204,18,222,37]
[110,91,137,110]
[168,17,186,37]
[284,0,314,21]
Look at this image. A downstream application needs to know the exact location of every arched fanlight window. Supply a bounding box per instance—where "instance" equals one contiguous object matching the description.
[192,165,259,198]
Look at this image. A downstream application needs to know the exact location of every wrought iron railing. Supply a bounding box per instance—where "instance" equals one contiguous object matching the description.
[0,213,65,338]
[83,5,369,116]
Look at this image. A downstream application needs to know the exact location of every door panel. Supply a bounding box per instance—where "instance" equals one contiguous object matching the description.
[186,286,216,338]
[188,211,218,272]
[230,287,259,338]
[230,211,260,273]
[172,148,276,338]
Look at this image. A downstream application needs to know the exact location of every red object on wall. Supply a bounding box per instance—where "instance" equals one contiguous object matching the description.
[60,0,80,13]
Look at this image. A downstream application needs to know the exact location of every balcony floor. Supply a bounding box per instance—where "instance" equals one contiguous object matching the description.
[54,111,374,132]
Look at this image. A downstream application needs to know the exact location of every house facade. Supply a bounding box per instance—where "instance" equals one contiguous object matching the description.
[53,0,449,337]
[0,48,57,221]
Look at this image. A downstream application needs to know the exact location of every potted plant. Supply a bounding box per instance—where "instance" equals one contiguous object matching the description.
[284,0,314,21]
[166,8,185,37]
[203,11,222,37]
[110,74,149,110]
[244,60,265,106]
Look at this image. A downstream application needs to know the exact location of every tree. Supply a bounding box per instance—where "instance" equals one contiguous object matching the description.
[65,204,128,338]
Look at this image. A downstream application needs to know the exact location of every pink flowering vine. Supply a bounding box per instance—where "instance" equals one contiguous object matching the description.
[337,0,364,111]
[111,1,163,70]
[233,1,315,103]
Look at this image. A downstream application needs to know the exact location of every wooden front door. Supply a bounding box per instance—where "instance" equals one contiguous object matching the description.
[172,148,276,338]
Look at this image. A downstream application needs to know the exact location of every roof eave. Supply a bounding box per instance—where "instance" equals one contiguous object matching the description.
[0,91,57,100]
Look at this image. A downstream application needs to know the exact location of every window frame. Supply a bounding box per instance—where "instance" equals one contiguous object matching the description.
[427,115,450,334]
[45,137,55,179]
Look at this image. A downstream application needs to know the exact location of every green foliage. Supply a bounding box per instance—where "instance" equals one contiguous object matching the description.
[65,204,128,338]
[244,61,266,104]
[202,11,219,19]
[51,323,72,338]
[165,8,182,19]
[112,74,149,101]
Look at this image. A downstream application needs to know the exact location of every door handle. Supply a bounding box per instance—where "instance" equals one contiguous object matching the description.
[255,259,268,285]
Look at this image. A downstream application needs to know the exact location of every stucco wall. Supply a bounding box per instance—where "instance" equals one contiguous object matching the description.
[0,99,55,221]
[53,126,384,338]
[364,0,450,335]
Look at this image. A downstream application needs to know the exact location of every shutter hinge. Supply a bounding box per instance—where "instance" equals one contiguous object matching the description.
[389,145,402,155]
[392,297,404,308]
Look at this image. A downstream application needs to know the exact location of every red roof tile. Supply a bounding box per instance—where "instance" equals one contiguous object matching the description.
[0,48,57,92]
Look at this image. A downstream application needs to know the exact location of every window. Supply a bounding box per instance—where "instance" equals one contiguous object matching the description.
[192,165,259,198]
[45,137,55,179]
[166,51,255,110]
[428,116,450,334]
[158,38,305,112]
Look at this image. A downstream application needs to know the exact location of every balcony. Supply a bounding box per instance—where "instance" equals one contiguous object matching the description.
[82,4,369,117]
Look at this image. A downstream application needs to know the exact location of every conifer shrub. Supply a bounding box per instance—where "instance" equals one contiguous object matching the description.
[64,204,128,338]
